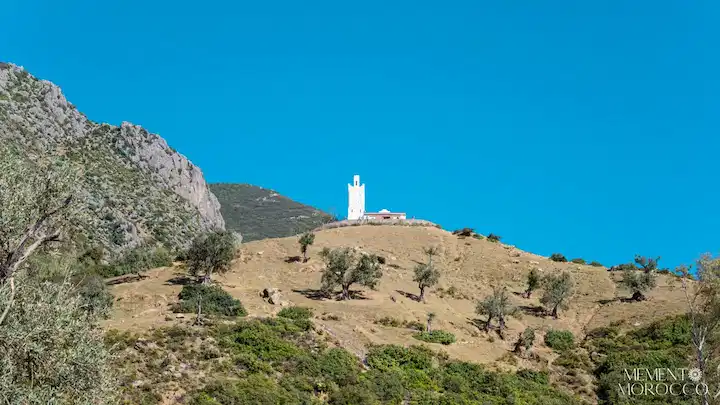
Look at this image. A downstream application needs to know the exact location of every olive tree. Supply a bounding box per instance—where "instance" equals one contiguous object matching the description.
[187,231,236,284]
[0,145,76,321]
[621,267,657,301]
[524,268,540,298]
[0,270,118,404]
[540,272,574,319]
[475,286,517,339]
[680,254,720,405]
[513,327,536,355]
[298,232,315,262]
[320,247,383,300]
[413,262,440,302]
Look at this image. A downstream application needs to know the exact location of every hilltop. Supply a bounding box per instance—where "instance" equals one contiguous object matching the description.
[106,224,689,402]
[210,183,334,242]
[0,63,224,258]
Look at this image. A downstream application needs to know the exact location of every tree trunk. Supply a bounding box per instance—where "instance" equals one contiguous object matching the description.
[498,317,506,340]
[419,286,425,303]
[631,291,645,301]
[552,305,559,319]
[342,284,350,300]
[302,249,307,262]
[525,289,532,299]
[202,272,211,284]
[485,316,493,332]
[0,276,16,326]
[513,333,523,354]
[427,319,432,333]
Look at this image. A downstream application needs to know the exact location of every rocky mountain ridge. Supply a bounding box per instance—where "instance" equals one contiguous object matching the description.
[0,62,225,257]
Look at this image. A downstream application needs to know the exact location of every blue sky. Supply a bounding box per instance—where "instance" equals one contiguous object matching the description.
[2,1,716,270]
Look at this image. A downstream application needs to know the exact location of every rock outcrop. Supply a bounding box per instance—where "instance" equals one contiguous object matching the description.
[0,63,226,257]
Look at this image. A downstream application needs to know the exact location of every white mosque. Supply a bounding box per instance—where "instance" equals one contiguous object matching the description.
[347,175,406,221]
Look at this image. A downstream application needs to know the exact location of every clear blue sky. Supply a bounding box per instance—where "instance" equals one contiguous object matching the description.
[2,1,716,270]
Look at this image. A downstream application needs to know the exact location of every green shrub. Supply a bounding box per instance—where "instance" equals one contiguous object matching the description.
[189,375,299,405]
[97,245,173,277]
[589,261,604,267]
[570,258,586,264]
[487,233,501,243]
[413,330,456,345]
[554,350,593,372]
[76,274,114,318]
[549,253,568,262]
[319,348,360,385]
[544,329,575,351]
[277,306,313,320]
[174,284,247,317]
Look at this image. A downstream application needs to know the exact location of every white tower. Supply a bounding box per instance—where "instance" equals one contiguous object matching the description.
[347,175,365,220]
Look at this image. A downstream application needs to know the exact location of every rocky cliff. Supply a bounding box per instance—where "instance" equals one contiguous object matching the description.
[0,62,225,257]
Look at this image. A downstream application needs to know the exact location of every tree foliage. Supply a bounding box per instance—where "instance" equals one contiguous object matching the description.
[298,232,315,262]
[513,327,536,355]
[320,247,383,300]
[524,268,540,298]
[540,272,574,319]
[680,254,720,405]
[413,263,440,302]
[475,286,516,338]
[549,253,567,263]
[621,267,657,301]
[0,273,117,404]
[0,143,77,284]
[187,231,236,283]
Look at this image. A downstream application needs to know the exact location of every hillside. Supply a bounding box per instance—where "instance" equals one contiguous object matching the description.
[105,224,690,402]
[210,183,334,242]
[0,63,224,258]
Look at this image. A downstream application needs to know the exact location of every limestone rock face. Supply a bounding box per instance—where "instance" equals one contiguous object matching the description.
[0,63,226,257]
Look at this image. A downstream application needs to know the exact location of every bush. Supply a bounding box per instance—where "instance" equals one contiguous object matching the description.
[544,329,575,351]
[175,284,247,317]
[487,233,501,243]
[589,261,604,267]
[549,253,568,262]
[277,306,313,320]
[570,258,586,264]
[413,330,457,345]
[97,245,173,277]
[76,274,114,318]
[452,228,474,237]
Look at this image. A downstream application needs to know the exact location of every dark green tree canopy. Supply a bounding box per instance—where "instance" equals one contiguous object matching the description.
[187,231,236,283]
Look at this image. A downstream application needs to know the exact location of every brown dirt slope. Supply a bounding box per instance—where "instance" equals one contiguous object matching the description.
[105,224,688,367]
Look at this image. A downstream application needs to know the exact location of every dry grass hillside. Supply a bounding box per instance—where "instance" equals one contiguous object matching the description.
[105,224,689,370]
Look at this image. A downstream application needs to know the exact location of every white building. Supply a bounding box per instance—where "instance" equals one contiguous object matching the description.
[347,175,406,221]
[347,175,365,220]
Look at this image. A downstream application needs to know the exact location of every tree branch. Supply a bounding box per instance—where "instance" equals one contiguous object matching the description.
[0,276,16,326]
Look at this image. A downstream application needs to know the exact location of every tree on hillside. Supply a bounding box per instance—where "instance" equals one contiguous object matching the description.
[320,247,383,300]
[635,255,661,273]
[298,232,315,262]
[487,233,501,243]
[621,267,657,301]
[513,327,536,356]
[187,231,236,284]
[524,268,540,298]
[549,253,567,263]
[680,254,720,405]
[0,144,76,324]
[475,286,517,339]
[413,263,440,303]
[540,272,574,319]
[423,246,440,266]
